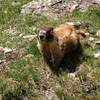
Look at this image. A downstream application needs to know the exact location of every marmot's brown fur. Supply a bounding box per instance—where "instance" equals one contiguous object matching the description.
[37,22,86,67]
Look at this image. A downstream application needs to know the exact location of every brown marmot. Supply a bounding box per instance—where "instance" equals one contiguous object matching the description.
[37,22,86,67]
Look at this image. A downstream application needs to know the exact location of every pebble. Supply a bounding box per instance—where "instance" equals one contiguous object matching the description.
[68,73,76,78]
[94,51,100,58]
[22,35,37,41]
[0,46,12,53]
[95,40,100,44]
[12,1,21,6]
[0,60,6,64]
[88,37,95,41]
[96,30,100,37]
[85,32,90,36]
[3,47,12,53]
[0,46,4,51]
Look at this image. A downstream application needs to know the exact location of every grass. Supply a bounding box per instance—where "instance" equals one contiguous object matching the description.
[55,89,78,100]
[4,58,38,81]
[0,0,100,99]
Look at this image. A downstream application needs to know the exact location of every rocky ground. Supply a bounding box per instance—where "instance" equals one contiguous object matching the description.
[21,0,100,17]
[0,0,100,100]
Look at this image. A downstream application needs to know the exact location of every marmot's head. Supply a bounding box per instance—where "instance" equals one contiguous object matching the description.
[38,27,54,42]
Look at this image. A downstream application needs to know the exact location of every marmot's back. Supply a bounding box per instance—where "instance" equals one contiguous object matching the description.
[54,23,80,53]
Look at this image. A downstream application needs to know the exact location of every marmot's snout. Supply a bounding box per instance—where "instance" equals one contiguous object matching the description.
[38,27,54,42]
[38,30,46,41]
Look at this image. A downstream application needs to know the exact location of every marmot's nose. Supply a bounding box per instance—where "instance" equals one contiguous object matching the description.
[39,33,45,40]
[40,35,44,40]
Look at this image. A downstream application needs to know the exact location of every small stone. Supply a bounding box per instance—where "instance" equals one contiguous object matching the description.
[94,51,100,58]
[0,46,3,51]
[88,37,95,41]
[12,1,21,6]
[96,30,100,37]
[25,54,33,58]
[68,73,76,78]
[85,32,90,36]
[69,3,79,12]
[3,47,12,53]
[22,35,37,41]
[19,33,24,37]
[21,1,39,14]
[0,60,6,64]
[4,10,7,14]
[95,40,100,44]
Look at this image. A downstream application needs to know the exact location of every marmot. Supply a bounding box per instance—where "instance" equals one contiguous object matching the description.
[37,22,86,67]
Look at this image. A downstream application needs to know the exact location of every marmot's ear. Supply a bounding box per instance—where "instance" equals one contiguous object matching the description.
[45,27,54,33]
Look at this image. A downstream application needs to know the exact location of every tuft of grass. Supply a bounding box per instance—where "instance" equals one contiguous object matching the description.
[55,89,79,100]
[1,82,38,100]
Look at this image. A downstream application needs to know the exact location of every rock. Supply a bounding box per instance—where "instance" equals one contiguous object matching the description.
[0,60,6,64]
[94,51,100,58]
[3,47,12,53]
[96,30,100,37]
[19,33,24,37]
[68,73,76,78]
[0,46,4,52]
[38,0,62,6]
[25,54,33,59]
[21,1,39,14]
[21,0,100,17]
[85,32,90,36]
[64,1,79,12]
[0,46,12,53]
[95,40,100,44]
[21,0,63,15]
[12,1,21,6]
[22,34,37,41]
[88,37,95,41]
[5,51,18,61]
[79,0,100,11]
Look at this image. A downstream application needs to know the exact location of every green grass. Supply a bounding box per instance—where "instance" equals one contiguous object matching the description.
[59,6,100,32]
[0,0,100,99]
[4,58,38,81]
